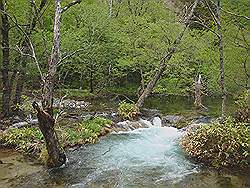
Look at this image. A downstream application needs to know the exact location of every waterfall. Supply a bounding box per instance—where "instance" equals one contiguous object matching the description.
[152,116,162,127]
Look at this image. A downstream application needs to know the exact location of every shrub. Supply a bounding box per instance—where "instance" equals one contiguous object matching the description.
[118,101,139,120]
[58,117,112,146]
[0,127,44,156]
[0,117,113,159]
[181,117,249,168]
[234,90,249,123]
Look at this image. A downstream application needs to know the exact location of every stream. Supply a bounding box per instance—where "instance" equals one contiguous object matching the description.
[0,95,249,188]
[2,121,249,188]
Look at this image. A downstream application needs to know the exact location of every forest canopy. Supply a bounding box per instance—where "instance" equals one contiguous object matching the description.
[0,0,249,98]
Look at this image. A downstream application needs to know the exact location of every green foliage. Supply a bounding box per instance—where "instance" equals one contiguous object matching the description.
[2,0,249,100]
[17,95,36,116]
[234,90,249,123]
[0,117,112,160]
[58,117,112,146]
[181,117,249,168]
[118,101,139,120]
[0,127,44,156]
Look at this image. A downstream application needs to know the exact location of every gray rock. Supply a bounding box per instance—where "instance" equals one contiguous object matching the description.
[162,115,183,126]
[28,119,38,125]
[113,119,150,132]
[11,122,28,128]
[192,116,212,124]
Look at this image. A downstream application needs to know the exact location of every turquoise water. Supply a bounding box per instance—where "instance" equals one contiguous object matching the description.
[7,125,249,188]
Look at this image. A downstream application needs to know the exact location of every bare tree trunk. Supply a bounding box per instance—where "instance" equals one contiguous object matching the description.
[32,102,66,167]
[194,74,202,110]
[0,0,11,118]
[216,0,226,117]
[137,68,145,98]
[13,41,29,108]
[136,0,200,109]
[33,0,66,168]
[109,0,113,18]
[42,0,61,113]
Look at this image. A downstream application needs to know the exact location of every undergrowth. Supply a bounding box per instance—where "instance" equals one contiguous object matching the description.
[181,117,249,168]
[0,117,112,163]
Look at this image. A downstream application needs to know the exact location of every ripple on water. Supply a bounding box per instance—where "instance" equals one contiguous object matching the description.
[4,126,249,188]
[67,127,199,187]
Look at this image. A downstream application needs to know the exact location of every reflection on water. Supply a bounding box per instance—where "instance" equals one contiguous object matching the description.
[0,95,244,188]
[5,126,249,188]
[88,95,236,117]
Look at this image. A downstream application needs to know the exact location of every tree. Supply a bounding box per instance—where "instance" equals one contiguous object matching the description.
[136,0,201,109]
[32,0,81,167]
[0,0,11,117]
[216,0,226,117]
[13,0,48,111]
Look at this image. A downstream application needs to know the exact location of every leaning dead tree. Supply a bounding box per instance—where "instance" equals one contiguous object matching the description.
[136,0,201,109]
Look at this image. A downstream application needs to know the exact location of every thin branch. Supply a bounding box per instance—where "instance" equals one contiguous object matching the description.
[202,0,219,25]
[209,0,250,20]
[193,16,220,38]
[61,0,82,13]
[57,48,86,66]
[0,9,45,82]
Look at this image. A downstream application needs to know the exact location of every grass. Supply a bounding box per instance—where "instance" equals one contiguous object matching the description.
[56,89,95,99]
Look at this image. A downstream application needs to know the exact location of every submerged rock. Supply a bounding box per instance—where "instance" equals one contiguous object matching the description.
[111,119,151,132]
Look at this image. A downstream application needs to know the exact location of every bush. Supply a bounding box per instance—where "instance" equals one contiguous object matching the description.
[118,101,139,120]
[58,117,112,146]
[234,90,249,123]
[0,127,44,156]
[181,118,249,168]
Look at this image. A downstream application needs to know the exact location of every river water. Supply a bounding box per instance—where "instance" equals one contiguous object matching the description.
[0,96,248,187]
[3,123,249,188]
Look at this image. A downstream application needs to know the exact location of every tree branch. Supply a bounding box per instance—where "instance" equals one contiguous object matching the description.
[209,0,250,20]
[61,0,81,13]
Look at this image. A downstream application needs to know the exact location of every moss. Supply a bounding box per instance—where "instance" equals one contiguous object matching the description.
[181,117,249,168]
[0,117,113,162]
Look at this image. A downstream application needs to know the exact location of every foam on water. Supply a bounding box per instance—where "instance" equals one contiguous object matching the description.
[68,125,198,187]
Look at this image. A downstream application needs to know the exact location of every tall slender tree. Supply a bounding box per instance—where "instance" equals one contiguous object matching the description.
[216,0,226,117]
[136,0,201,109]
[32,0,82,168]
[0,0,11,118]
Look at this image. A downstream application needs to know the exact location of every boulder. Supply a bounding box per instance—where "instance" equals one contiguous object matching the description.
[111,120,150,132]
